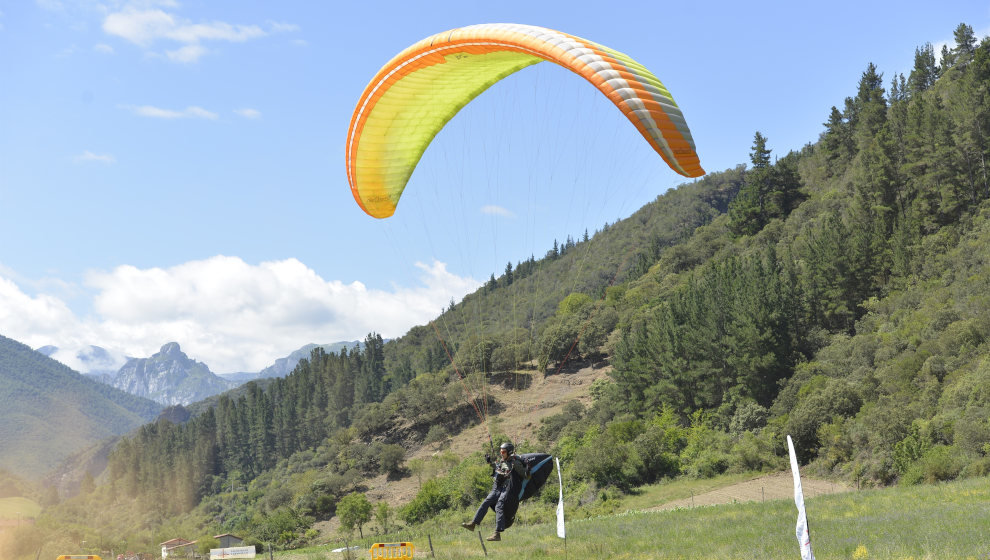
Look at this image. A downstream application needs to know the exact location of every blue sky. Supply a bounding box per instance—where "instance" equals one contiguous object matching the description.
[1,0,988,373]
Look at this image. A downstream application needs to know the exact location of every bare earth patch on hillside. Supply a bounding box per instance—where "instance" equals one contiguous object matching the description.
[646,471,854,511]
[362,362,609,507]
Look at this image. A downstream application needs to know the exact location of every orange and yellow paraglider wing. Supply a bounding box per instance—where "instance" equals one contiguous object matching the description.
[345,24,704,219]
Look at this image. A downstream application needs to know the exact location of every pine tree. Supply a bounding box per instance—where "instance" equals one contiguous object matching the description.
[728,132,774,236]
[821,105,853,172]
[853,63,887,148]
[952,23,977,65]
[908,43,938,95]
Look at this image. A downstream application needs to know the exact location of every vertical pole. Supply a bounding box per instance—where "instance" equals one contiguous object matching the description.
[477,531,488,556]
[428,534,435,558]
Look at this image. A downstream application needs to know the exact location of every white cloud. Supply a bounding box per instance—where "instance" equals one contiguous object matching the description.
[268,21,300,33]
[165,20,265,44]
[94,43,114,54]
[166,44,206,62]
[126,104,218,119]
[56,44,79,58]
[234,108,261,119]
[101,6,296,63]
[35,0,64,14]
[74,150,115,164]
[0,256,480,373]
[103,8,175,47]
[481,205,515,218]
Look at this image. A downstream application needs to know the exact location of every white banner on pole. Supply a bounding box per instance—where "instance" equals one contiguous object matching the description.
[555,457,566,539]
[787,435,815,560]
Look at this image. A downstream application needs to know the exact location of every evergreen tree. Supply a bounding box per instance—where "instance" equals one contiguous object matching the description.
[821,105,853,172]
[853,63,887,148]
[952,23,977,65]
[728,132,773,236]
[908,43,938,95]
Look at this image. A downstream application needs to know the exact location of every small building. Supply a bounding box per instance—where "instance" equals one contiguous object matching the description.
[213,534,244,549]
[160,538,197,558]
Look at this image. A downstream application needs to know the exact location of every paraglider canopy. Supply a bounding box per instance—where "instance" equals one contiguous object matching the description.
[346,23,705,218]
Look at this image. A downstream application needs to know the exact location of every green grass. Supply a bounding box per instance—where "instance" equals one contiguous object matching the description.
[274,475,990,559]
[0,496,41,520]
[615,471,760,511]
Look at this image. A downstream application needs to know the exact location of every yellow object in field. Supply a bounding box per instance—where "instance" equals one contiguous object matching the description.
[369,542,414,559]
[56,556,102,560]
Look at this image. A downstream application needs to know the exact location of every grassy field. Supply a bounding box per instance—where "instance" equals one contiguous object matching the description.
[275,474,990,559]
[0,497,41,521]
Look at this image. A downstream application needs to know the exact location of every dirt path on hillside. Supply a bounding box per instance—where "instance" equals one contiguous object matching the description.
[646,472,854,511]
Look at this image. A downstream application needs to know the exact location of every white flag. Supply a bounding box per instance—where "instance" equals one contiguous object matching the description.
[787,435,815,560]
[555,457,566,539]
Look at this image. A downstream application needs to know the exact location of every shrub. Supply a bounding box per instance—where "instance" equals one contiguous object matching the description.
[899,445,966,485]
[785,379,862,462]
[572,430,634,489]
[630,422,682,482]
[729,431,780,473]
[400,478,452,524]
[729,401,769,434]
[376,443,406,475]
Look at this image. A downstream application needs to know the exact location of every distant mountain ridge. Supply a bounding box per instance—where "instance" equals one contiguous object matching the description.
[0,334,162,480]
[220,341,363,382]
[112,342,237,406]
[37,341,367,405]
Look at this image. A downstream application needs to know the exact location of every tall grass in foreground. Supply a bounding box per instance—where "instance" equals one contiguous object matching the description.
[279,475,990,559]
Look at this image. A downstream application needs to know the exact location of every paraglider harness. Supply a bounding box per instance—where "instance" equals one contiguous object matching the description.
[491,453,529,487]
[478,450,556,530]
[486,448,555,499]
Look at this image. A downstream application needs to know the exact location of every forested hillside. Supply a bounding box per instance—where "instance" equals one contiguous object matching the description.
[0,335,162,478]
[6,22,989,559]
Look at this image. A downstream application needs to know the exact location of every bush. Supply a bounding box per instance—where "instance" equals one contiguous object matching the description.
[785,379,862,462]
[425,424,449,448]
[729,431,781,473]
[377,443,406,475]
[680,411,732,478]
[899,445,966,485]
[630,422,681,482]
[261,485,293,512]
[729,401,769,434]
[687,449,731,478]
[572,430,635,489]
[249,507,314,549]
[400,478,453,524]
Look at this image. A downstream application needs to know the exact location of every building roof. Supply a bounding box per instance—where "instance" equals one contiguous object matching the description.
[212,533,242,539]
[160,538,196,547]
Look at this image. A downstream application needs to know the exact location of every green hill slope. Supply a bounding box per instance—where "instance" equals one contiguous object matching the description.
[0,334,162,479]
